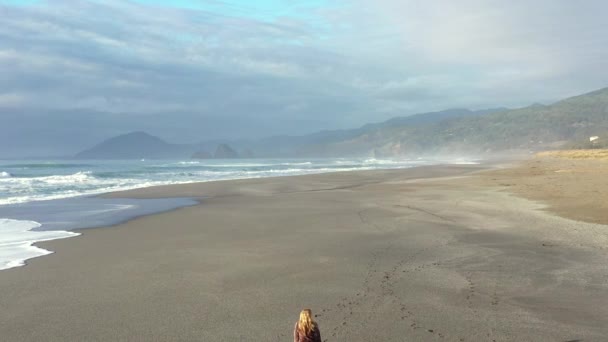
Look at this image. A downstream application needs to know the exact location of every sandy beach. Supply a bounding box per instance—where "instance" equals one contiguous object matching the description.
[1,161,608,341]
[477,151,608,225]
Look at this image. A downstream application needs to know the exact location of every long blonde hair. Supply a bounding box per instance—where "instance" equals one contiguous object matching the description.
[297,309,316,335]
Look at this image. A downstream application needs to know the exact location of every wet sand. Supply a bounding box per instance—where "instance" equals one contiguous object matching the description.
[1,163,608,341]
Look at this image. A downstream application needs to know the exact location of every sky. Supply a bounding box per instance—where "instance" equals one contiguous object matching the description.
[1,0,608,157]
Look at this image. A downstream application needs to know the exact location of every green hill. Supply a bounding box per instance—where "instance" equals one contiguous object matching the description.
[299,87,608,156]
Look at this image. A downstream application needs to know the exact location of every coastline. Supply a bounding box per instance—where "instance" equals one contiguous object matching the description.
[1,162,608,341]
[0,158,472,270]
[0,195,199,270]
[0,161,474,270]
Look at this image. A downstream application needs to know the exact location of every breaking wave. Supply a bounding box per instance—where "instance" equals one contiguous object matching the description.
[0,157,479,206]
[0,218,79,270]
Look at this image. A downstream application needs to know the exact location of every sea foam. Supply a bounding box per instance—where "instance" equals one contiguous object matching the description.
[0,218,79,270]
[0,157,478,207]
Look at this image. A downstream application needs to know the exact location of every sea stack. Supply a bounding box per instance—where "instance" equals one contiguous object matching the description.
[240,148,255,158]
[192,150,213,159]
[214,144,238,158]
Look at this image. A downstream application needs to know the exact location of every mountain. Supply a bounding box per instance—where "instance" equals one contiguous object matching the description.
[412,87,608,153]
[294,88,608,156]
[77,132,248,160]
[214,144,238,158]
[74,87,608,159]
[192,150,213,159]
[240,148,255,158]
[246,108,505,157]
[360,108,507,129]
[74,131,196,159]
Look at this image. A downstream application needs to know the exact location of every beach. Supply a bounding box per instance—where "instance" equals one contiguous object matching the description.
[476,151,608,225]
[1,161,608,341]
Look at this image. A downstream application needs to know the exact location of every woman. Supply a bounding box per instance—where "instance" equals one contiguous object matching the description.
[294,309,322,342]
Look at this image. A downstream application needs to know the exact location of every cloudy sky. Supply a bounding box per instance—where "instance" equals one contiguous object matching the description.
[1,0,607,156]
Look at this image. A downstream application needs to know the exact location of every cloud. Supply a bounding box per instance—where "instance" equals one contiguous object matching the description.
[353,0,608,99]
[0,92,25,107]
[0,0,607,156]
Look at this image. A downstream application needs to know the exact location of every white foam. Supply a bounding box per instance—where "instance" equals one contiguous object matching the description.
[0,218,79,270]
[279,161,312,166]
[0,171,11,178]
[0,180,166,206]
[0,162,411,206]
[207,163,276,167]
[153,161,201,167]
[363,158,412,165]
[37,171,94,184]
[450,160,480,165]
[0,158,480,207]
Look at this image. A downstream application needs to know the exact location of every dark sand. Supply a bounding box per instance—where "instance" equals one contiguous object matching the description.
[1,164,608,341]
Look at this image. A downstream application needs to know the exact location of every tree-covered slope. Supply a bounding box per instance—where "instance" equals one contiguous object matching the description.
[303,87,608,156]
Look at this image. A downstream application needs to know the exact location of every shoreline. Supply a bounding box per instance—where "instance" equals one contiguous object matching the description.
[0,195,199,271]
[2,161,608,340]
[100,162,490,200]
[15,163,491,273]
[0,163,480,271]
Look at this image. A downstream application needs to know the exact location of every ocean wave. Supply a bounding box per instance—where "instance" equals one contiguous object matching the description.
[0,171,102,186]
[0,165,382,205]
[148,161,202,168]
[0,171,11,178]
[0,171,143,205]
[449,159,480,165]
[0,180,169,206]
[0,165,212,206]
[0,158,477,207]
[149,161,315,169]
[185,166,378,179]
[200,161,315,168]
[36,171,94,184]
[332,160,356,164]
[0,218,79,270]
[3,163,94,169]
[204,163,276,168]
[279,161,312,166]
[0,171,97,187]
[19,171,94,185]
[364,158,404,165]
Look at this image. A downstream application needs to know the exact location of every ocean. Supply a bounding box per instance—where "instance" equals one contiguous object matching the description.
[0,157,476,270]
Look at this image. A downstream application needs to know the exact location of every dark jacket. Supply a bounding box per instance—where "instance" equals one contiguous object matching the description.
[293,322,322,342]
